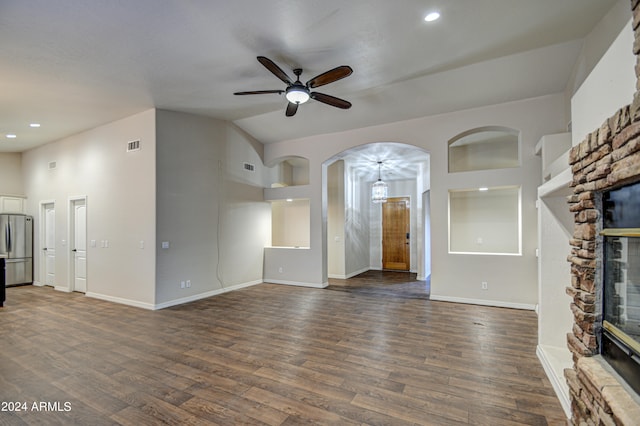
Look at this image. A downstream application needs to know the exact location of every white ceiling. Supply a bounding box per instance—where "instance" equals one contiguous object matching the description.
[0,0,619,153]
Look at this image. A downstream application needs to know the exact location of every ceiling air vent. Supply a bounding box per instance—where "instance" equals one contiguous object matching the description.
[127,139,141,152]
[48,161,57,170]
[243,162,255,172]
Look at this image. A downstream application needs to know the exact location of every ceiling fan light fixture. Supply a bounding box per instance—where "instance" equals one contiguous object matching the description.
[425,12,440,22]
[285,86,310,104]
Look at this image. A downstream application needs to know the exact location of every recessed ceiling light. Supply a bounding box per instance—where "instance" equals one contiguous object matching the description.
[424,12,440,22]
[6,134,17,139]
[30,123,41,128]
[479,187,489,191]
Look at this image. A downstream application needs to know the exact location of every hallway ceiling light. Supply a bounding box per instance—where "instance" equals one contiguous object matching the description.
[372,161,388,203]
[6,134,17,139]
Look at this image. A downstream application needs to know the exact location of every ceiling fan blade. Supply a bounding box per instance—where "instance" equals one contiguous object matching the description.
[310,92,352,109]
[257,56,292,85]
[306,65,353,88]
[285,102,298,117]
[234,90,283,95]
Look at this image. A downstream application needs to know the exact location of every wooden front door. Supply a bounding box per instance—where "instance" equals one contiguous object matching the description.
[382,197,410,270]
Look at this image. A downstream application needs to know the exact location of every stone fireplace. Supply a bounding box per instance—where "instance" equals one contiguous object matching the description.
[564,2,640,423]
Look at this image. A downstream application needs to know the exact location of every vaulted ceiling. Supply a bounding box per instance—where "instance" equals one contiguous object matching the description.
[0,0,620,153]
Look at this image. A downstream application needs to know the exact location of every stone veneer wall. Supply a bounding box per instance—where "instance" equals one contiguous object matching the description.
[564,1,640,424]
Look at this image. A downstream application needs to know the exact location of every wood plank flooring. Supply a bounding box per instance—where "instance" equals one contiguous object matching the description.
[0,272,566,425]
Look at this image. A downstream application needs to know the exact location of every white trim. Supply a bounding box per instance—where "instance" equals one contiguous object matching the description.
[429,294,536,310]
[54,286,71,293]
[347,267,369,278]
[86,292,155,310]
[264,279,328,288]
[67,195,87,293]
[417,274,426,281]
[328,266,369,280]
[86,280,264,311]
[39,199,55,287]
[153,280,262,310]
[537,345,572,419]
[32,280,44,287]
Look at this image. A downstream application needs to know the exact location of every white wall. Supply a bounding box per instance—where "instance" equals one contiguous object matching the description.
[155,110,269,306]
[327,160,345,278]
[564,0,633,120]
[21,109,157,307]
[265,94,566,308]
[571,17,636,146]
[0,152,24,195]
[344,165,370,277]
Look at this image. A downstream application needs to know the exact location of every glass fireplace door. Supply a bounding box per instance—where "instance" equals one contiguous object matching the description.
[603,233,640,354]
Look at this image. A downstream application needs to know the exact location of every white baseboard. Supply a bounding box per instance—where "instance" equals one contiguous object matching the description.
[537,345,572,419]
[429,294,536,311]
[54,286,71,293]
[153,280,262,310]
[86,292,155,310]
[33,281,44,287]
[328,267,370,280]
[264,279,328,289]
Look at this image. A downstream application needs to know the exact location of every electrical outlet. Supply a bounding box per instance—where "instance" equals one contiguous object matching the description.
[278,267,283,273]
[481,281,488,290]
[180,281,185,289]
[186,280,191,288]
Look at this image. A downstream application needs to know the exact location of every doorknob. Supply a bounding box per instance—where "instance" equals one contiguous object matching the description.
[43,248,47,251]
[72,249,77,252]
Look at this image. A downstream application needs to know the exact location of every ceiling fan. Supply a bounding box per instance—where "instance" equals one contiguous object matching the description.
[234,56,353,117]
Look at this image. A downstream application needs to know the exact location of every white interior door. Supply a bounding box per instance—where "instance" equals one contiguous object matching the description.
[43,203,55,286]
[72,200,87,293]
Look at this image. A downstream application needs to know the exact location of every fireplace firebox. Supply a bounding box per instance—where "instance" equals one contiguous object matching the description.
[601,182,640,395]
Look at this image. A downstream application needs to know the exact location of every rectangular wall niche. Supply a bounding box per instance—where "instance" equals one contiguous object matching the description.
[449,186,521,255]
[271,199,310,248]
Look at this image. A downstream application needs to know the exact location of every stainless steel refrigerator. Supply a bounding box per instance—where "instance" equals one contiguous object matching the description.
[0,214,33,286]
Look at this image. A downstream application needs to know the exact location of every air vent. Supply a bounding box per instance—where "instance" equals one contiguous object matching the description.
[48,161,57,170]
[127,139,141,152]
[243,162,255,172]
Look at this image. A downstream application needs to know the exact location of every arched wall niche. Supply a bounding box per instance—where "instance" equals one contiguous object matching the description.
[266,155,309,187]
[448,126,520,173]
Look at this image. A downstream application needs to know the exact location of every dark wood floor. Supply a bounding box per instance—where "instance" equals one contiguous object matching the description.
[0,272,566,425]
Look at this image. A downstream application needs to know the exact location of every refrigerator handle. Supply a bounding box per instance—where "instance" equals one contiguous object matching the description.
[5,221,10,253]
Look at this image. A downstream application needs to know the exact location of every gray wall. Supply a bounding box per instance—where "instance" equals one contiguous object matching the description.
[0,153,24,195]
[155,110,269,306]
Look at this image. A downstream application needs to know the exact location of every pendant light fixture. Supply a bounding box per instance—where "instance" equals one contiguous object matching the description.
[371,161,388,203]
